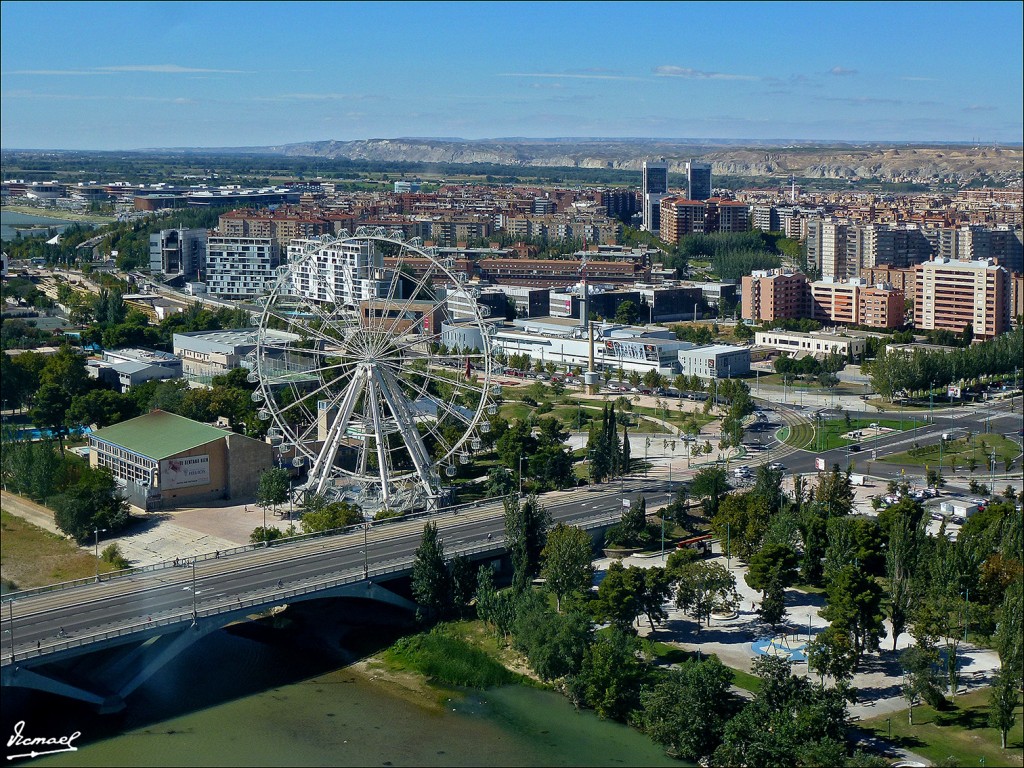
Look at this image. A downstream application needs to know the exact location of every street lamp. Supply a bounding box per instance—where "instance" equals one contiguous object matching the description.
[363,522,370,579]
[94,527,107,582]
[191,558,198,626]
[518,455,524,498]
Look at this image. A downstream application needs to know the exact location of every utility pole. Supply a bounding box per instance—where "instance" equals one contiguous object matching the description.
[94,528,107,582]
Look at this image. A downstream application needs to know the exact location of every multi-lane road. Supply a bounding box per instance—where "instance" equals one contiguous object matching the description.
[1,479,674,668]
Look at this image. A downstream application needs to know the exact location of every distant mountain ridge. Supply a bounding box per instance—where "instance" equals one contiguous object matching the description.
[148,138,1023,184]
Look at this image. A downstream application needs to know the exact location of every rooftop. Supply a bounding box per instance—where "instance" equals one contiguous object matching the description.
[90,410,231,460]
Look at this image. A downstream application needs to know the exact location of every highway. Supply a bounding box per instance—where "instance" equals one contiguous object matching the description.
[2,479,674,666]
[746,398,1022,480]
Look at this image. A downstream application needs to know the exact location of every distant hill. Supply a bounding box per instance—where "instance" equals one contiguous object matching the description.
[146,137,1024,185]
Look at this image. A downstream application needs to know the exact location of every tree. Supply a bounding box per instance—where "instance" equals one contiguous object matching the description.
[813,465,854,517]
[885,502,926,649]
[256,467,290,517]
[673,560,738,630]
[637,566,672,631]
[690,466,730,517]
[541,523,595,611]
[711,491,771,562]
[567,627,643,721]
[807,626,858,688]
[51,465,129,543]
[411,521,451,621]
[512,594,592,681]
[821,565,886,665]
[989,670,1020,750]
[614,300,639,325]
[594,561,643,632]
[758,578,788,629]
[504,494,551,592]
[639,657,736,760]
[899,644,941,725]
[745,543,799,596]
[604,495,651,548]
[249,526,283,544]
[475,565,498,629]
[299,494,363,533]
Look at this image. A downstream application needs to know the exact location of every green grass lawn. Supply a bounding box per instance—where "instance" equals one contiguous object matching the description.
[881,433,1021,471]
[782,417,913,451]
[0,509,117,592]
[755,372,864,394]
[858,687,1023,767]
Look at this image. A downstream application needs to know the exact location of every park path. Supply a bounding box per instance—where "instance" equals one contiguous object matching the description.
[1,489,62,535]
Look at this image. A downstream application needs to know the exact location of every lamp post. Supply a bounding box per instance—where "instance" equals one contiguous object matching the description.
[363,522,369,579]
[518,455,524,498]
[94,527,107,582]
[7,599,13,664]
[191,558,198,626]
[262,504,267,546]
[808,613,813,642]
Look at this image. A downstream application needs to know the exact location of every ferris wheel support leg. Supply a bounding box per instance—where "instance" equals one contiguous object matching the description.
[365,373,392,508]
[309,366,365,498]
[375,366,439,500]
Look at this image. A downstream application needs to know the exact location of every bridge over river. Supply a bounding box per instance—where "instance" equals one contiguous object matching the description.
[1,480,673,712]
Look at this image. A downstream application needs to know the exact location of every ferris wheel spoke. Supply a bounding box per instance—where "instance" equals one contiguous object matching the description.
[379,261,438,340]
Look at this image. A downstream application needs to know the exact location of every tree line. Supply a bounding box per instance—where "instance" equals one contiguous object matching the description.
[867,327,1023,400]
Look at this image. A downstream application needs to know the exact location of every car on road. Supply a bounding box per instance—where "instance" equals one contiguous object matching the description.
[768,462,786,471]
[849,444,862,452]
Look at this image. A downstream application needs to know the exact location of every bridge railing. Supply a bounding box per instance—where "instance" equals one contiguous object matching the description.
[2,507,625,667]
[2,494,513,602]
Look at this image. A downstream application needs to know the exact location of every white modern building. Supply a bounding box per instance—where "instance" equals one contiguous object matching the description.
[86,348,182,392]
[206,235,280,298]
[149,227,208,278]
[754,329,866,360]
[173,328,300,386]
[286,236,391,308]
[677,344,751,380]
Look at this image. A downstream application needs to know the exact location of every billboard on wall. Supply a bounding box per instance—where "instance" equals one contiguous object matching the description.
[947,385,961,398]
[160,455,210,490]
[815,457,826,471]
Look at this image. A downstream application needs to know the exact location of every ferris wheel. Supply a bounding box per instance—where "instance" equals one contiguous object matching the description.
[249,229,498,514]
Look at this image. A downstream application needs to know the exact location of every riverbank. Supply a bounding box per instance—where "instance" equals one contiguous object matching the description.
[1,204,116,226]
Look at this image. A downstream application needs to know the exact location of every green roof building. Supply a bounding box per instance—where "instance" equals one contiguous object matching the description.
[89,410,273,510]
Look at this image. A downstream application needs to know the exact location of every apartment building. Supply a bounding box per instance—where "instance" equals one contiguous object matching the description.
[707,199,750,233]
[659,198,706,244]
[477,257,647,287]
[915,258,1011,340]
[809,278,904,328]
[740,269,809,323]
[806,218,849,279]
[218,208,333,248]
[859,284,905,329]
[286,236,390,307]
[205,235,280,298]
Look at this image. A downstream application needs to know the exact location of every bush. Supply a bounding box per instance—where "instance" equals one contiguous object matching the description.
[100,542,130,570]
[383,628,516,688]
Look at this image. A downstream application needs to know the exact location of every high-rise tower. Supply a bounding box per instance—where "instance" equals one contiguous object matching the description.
[685,159,712,201]
[641,160,668,233]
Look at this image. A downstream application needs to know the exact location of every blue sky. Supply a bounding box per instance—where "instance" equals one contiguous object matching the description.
[2,1,1022,150]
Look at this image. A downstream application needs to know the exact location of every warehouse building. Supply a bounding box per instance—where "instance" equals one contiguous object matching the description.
[88,410,273,510]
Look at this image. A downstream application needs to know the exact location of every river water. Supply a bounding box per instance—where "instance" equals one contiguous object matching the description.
[4,603,680,767]
[0,210,96,241]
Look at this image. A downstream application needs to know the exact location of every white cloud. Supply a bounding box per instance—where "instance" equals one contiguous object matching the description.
[498,72,642,81]
[97,64,250,74]
[653,65,758,81]
[7,69,114,76]
[829,66,859,76]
